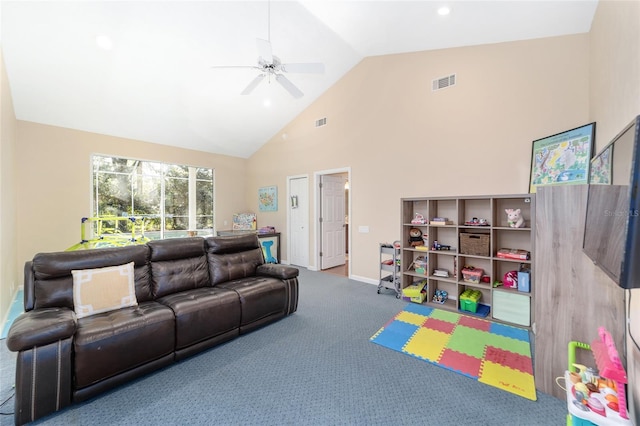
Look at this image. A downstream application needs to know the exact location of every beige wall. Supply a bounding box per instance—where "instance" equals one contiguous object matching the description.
[248,34,590,280]
[590,0,640,148]
[15,122,248,268]
[1,49,18,323]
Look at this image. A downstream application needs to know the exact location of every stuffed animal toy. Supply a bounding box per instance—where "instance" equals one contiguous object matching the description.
[505,208,525,228]
[409,228,424,246]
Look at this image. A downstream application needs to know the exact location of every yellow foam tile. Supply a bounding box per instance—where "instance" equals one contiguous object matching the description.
[395,311,428,327]
[478,361,537,401]
[402,327,450,362]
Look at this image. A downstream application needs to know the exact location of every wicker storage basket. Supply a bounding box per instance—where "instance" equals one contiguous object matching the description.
[459,233,490,256]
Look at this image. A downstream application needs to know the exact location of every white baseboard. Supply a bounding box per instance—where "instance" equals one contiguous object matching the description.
[349,275,378,285]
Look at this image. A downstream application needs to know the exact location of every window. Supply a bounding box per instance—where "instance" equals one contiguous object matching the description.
[92,155,214,239]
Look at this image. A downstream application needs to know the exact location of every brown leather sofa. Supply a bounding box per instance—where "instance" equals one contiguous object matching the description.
[6,234,299,425]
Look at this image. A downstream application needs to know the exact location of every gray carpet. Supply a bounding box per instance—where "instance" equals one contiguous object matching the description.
[1,268,567,425]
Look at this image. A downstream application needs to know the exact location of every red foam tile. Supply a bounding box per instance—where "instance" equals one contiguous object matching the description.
[438,348,482,378]
[458,315,491,332]
[422,317,457,334]
[484,346,533,375]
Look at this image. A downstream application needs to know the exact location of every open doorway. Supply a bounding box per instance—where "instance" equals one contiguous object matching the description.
[314,168,350,277]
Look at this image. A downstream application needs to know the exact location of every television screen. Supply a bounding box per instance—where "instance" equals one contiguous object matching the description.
[583,115,640,289]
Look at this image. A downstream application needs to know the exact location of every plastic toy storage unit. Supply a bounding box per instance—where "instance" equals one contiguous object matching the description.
[378,243,401,297]
[400,194,534,328]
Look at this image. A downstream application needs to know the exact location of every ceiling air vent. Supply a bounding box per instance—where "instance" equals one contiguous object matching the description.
[315,117,327,127]
[432,74,456,91]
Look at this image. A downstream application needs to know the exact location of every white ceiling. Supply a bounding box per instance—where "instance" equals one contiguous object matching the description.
[1,1,598,158]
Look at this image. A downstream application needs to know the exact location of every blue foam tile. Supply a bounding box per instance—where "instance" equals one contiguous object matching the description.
[370,320,419,352]
[402,303,433,317]
[489,321,529,342]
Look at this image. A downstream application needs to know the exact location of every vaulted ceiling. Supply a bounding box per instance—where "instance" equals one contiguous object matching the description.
[1,1,598,158]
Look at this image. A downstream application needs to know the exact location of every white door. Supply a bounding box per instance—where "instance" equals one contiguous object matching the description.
[289,176,309,267]
[320,175,346,270]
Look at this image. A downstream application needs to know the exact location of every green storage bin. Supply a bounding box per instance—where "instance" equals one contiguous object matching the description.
[459,289,482,313]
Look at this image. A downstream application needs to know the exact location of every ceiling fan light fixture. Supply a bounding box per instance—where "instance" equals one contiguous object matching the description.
[437,6,451,16]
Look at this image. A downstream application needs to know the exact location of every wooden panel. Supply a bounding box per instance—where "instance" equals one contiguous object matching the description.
[534,185,626,399]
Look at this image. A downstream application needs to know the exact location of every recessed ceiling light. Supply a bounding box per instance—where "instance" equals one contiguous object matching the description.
[95,35,113,50]
[437,6,450,16]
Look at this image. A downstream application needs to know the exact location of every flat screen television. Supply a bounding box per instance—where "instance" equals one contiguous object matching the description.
[583,115,640,289]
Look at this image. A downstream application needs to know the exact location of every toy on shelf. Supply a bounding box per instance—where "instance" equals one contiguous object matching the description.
[411,213,426,224]
[430,217,453,225]
[432,240,451,251]
[433,268,449,278]
[505,208,525,228]
[409,228,424,247]
[464,217,490,226]
[433,289,448,304]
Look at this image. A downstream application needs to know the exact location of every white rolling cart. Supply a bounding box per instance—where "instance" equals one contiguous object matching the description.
[378,243,401,298]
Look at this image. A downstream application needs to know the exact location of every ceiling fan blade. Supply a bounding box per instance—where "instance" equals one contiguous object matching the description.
[211,65,261,70]
[256,38,273,64]
[281,63,325,74]
[275,74,303,99]
[241,74,266,95]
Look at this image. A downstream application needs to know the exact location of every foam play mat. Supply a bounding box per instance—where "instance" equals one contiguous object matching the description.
[370,303,536,400]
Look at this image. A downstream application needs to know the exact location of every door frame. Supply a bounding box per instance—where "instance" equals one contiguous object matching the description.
[313,167,351,276]
[286,174,310,268]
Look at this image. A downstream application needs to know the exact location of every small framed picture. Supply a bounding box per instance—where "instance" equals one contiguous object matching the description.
[258,186,278,212]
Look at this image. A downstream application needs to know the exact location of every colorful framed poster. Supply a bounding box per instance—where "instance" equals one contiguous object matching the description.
[232,213,256,230]
[589,144,612,185]
[258,186,278,212]
[529,122,596,193]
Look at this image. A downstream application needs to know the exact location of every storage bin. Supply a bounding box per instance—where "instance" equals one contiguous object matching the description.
[460,233,490,256]
[493,291,530,326]
[459,289,482,313]
[402,280,427,304]
[413,258,427,275]
[461,267,484,284]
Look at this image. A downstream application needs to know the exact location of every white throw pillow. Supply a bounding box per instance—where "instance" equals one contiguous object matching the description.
[72,262,137,319]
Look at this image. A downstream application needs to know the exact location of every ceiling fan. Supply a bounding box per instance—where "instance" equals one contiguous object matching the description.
[211,2,325,99]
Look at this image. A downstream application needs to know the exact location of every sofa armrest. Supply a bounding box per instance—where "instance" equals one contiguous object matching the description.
[256,264,299,280]
[7,307,77,352]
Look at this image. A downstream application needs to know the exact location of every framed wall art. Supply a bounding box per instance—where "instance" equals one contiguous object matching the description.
[258,186,278,212]
[529,122,596,193]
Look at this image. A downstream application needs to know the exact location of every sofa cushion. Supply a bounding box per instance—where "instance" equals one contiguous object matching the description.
[149,238,210,298]
[205,235,264,286]
[72,262,137,319]
[30,245,152,310]
[218,276,286,327]
[157,287,240,349]
[73,301,175,389]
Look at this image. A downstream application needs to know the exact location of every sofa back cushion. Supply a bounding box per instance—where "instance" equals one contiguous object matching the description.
[205,235,264,286]
[148,237,209,298]
[29,245,151,311]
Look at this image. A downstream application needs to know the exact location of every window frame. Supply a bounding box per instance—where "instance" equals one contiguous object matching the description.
[91,154,215,240]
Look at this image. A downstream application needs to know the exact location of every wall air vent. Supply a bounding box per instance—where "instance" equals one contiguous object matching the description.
[315,117,327,127]
[432,74,456,91]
